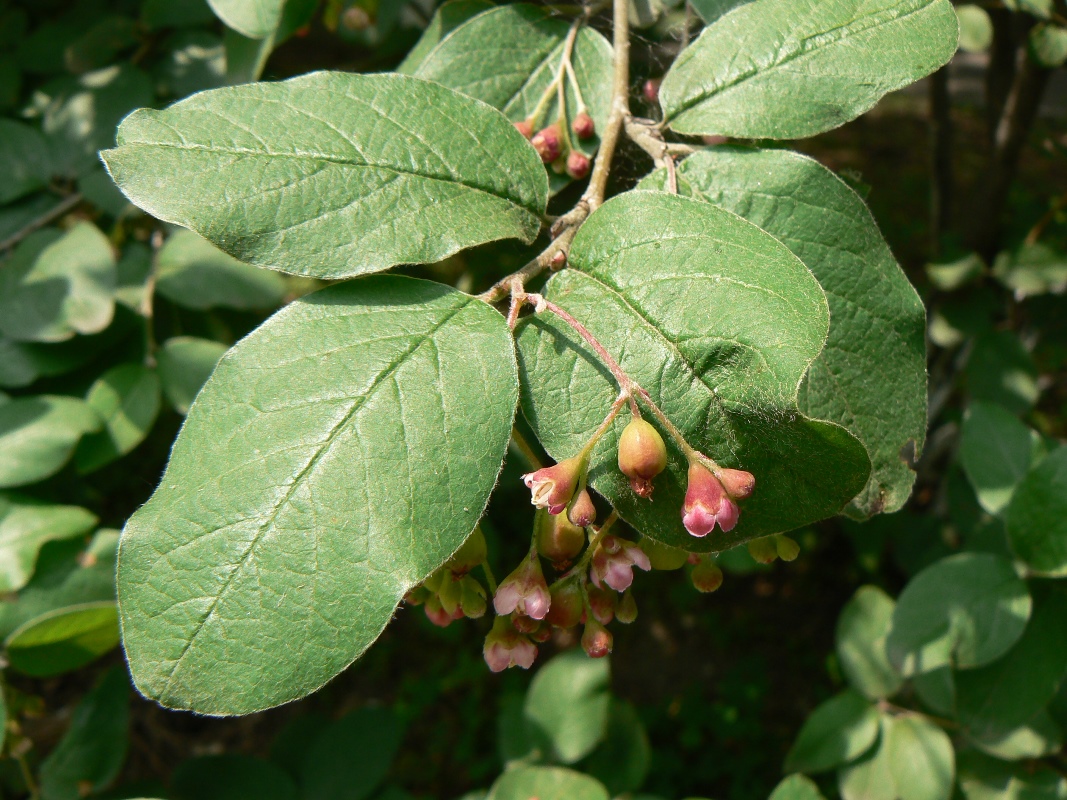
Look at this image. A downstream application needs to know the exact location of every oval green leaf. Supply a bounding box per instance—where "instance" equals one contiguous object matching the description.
[836,586,903,701]
[785,690,880,775]
[639,147,927,518]
[4,601,120,677]
[1007,446,1067,576]
[0,395,102,488]
[839,715,954,800]
[74,364,162,474]
[886,553,1032,677]
[118,276,518,714]
[488,766,609,800]
[156,336,230,415]
[524,649,611,764]
[517,191,870,550]
[771,775,827,800]
[0,119,50,205]
[960,402,1044,516]
[0,494,97,592]
[660,0,959,139]
[101,72,548,279]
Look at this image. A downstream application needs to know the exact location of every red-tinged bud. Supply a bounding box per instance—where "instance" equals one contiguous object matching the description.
[546,579,583,628]
[511,613,539,634]
[582,618,613,658]
[616,590,638,624]
[530,623,552,643]
[568,488,597,528]
[424,594,454,627]
[404,586,430,605]
[514,119,534,139]
[494,550,551,620]
[590,535,652,593]
[572,111,595,139]
[460,576,487,618]
[682,463,739,537]
[484,616,537,672]
[587,584,616,624]
[437,573,463,616]
[775,535,800,562]
[523,456,583,515]
[691,558,723,593]
[447,526,487,575]
[748,536,778,564]
[643,78,661,104]
[618,418,668,498]
[531,124,563,163]
[566,151,591,180]
[549,250,567,271]
[639,537,688,571]
[536,510,585,568]
[718,468,755,499]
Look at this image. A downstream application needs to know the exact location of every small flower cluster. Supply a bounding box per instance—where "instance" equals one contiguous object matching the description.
[404,527,489,627]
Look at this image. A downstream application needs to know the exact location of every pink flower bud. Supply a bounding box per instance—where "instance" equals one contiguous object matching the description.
[523,456,583,515]
[643,78,662,105]
[549,250,567,271]
[587,584,616,624]
[546,578,583,628]
[531,124,563,163]
[568,488,597,528]
[424,594,455,628]
[718,468,755,499]
[572,111,595,139]
[618,418,668,498]
[590,535,652,592]
[536,510,585,569]
[566,151,591,180]
[616,590,638,624]
[582,618,613,658]
[514,119,534,139]
[682,463,739,537]
[484,617,537,672]
[690,559,724,593]
[494,550,551,620]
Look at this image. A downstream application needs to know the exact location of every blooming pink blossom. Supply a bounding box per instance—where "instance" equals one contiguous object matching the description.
[682,464,740,536]
[523,456,583,515]
[590,535,652,592]
[493,550,551,620]
[483,617,537,672]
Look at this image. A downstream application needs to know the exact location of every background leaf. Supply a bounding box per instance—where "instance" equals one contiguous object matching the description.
[4,601,120,677]
[0,119,51,204]
[0,396,102,488]
[102,72,548,279]
[785,690,880,774]
[517,191,870,550]
[0,495,97,592]
[639,147,926,518]
[118,276,518,714]
[835,586,903,701]
[960,402,1044,515]
[584,699,651,796]
[172,754,297,800]
[397,0,495,74]
[524,650,611,764]
[839,715,954,800]
[886,553,1031,676]
[965,331,1040,414]
[1007,447,1067,576]
[957,751,1067,800]
[300,708,403,800]
[660,0,958,139]
[488,766,609,800]
[770,775,827,800]
[74,364,161,473]
[156,336,229,415]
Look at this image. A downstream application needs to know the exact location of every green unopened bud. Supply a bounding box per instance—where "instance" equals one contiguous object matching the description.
[616,589,638,623]
[404,586,430,606]
[535,509,585,568]
[775,535,800,562]
[690,558,723,593]
[639,537,688,571]
[447,526,487,575]
[747,536,778,565]
[437,573,463,616]
[460,576,487,618]
[618,417,668,498]
[545,577,583,628]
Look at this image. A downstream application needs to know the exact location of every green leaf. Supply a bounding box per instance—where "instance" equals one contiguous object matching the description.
[0,494,97,592]
[0,682,5,751]
[156,230,288,311]
[957,750,1067,800]
[639,147,926,518]
[1007,447,1067,576]
[208,0,285,39]
[785,690,880,774]
[64,15,139,74]
[409,4,613,189]
[4,601,120,677]
[0,119,51,205]
[118,276,518,714]
[993,242,1067,297]
[154,30,227,98]
[0,530,118,639]
[585,699,651,797]
[957,5,993,52]
[836,586,903,701]
[659,0,959,139]
[912,667,955,716]
[770,775,827,800]
[156,336,229,416]
[38,63,154,178]
[524,649,611,764]
[1030,23,1067,67]
[488,766,609,800]
[965,331,1040,415]
[0,223,116,343]
[1005,0,1053,19]
[839,715,954,800]
[926,253,986,291]
[0,396,102,488]
[173,755,297,800]
[517,191,870,550]
[74,364,162,473]
[101,72,548,280]
[688,0,755,24]
[969,709,1063,760]
[960,402,1044,516]
[39,667,129,800]
[956,585,1067,739]
[397,0,494,74]
[886,553,1032,677]
[300,708,403,800]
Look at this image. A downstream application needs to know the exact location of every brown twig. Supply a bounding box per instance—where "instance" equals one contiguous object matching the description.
[0,193,82,254]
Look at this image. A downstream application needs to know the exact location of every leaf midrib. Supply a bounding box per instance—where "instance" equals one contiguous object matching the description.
[667,0,939,120]
[157,296,473,696]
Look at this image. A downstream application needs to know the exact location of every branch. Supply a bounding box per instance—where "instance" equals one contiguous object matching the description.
[0,193,82,254]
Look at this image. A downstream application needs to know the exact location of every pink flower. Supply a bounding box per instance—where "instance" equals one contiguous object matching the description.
[523,456,583,515]
[682,463,741,536]
[484,617,537,672]
[590,535,652,592]
[493,550,551,620]
[582,618,613,658]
